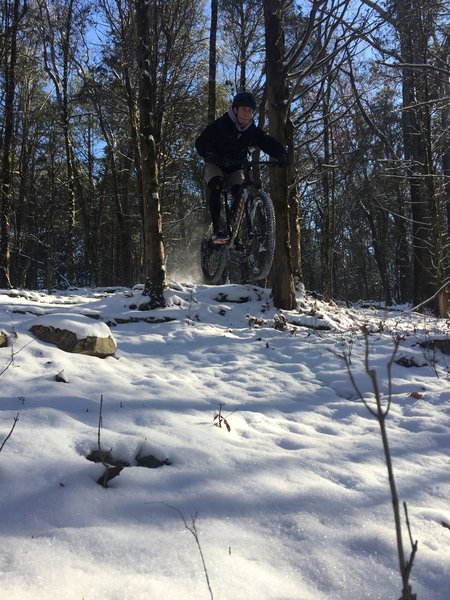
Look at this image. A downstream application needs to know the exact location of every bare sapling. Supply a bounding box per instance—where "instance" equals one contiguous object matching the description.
[98,393,104,455]
[165,505,214,600]
[94,395,123,487]
[342,329,417,600]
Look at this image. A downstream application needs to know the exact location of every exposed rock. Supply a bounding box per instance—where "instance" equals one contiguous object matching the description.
[395,355,424,368]
[135,454,171,468]
[420,339,450,355]
[29,314,117,357]
[55,369,69,383]
[111,315,175,325]
[0,330,7,348]
[86,449,130,468]
[86,449,114,464]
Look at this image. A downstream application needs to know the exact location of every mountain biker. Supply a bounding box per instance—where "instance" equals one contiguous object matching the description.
[195,91,288,244]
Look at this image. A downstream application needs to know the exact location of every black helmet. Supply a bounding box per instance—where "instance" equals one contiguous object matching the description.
[232,92,256,110]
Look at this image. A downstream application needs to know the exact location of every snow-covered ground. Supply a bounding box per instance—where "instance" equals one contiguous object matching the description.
[0,282,449,599]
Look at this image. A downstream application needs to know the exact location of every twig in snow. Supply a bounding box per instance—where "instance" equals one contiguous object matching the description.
[213,402,235,432]
[98,394,104,454]
[0,339,35,377]
[94,395,118,488]
[0,413,19,453]
[165,504,214,600]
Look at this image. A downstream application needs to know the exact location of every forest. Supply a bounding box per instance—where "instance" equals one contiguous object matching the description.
[0,0,448,315]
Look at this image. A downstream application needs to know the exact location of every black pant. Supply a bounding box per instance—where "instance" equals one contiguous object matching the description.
[207,176,241,232]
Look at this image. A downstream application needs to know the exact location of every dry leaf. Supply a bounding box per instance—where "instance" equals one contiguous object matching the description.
[97,465,124,487]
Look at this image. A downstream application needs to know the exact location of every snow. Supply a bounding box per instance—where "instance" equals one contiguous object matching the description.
[32,313,113,339]
[0,282,449,600]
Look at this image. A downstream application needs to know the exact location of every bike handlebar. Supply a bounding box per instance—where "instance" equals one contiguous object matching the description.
[216,158,287,169]
[244,159,285,167]
[205,155,287,169]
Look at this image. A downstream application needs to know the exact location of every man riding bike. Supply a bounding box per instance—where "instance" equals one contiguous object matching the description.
[195,92,288,244]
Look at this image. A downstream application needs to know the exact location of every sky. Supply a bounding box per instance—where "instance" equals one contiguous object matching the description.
[0,281,449,599]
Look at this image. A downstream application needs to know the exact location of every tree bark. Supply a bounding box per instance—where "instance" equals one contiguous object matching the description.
[287,114,303,290]
[395,0,445,314]
[135,0,166,308]
[0,0,24,287]
[263,0,296,310]
[321,87,334,302]
[207,0,218,124]
[39,0,85,284]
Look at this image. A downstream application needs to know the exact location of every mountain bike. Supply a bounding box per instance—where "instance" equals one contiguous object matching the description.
[201,159,278,284]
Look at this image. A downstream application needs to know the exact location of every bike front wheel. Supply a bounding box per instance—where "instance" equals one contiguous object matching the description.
[200,228,228,284]
[245,191,276,280]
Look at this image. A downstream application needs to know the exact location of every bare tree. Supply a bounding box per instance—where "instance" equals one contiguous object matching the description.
[263,0,362,306]
[0,0,28,287]
[207,0,218,124]
[36,0,92,284]
[134,0,166,308]
[221,0,265,93]
[263,0,296,309]
[357,0,450,316]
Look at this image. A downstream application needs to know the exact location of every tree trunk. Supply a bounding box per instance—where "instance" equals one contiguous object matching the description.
[439,58,450,316]
[135,0,166,308]
[207,0,218,124]
[0,0,23,287]
[39,0,83,285]
[114,0,144,280]
[93,94,134,286]
[263,0,296,310]
[321,89,334,302]
[395,0,444,313]
[287,114,303,291]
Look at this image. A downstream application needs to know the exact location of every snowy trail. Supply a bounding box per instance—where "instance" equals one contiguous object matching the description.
[0,284,449,599]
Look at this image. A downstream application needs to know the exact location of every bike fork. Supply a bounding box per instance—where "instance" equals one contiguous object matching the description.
[244,193,254,239]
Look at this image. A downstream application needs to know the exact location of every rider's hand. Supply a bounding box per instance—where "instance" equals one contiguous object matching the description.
[277,155,289,168]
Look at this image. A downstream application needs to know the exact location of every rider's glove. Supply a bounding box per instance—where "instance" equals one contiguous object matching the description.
[277,154,289,168]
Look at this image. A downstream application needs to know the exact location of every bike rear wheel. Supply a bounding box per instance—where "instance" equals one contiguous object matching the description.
[200,228,228,283]
[245,191,276,280]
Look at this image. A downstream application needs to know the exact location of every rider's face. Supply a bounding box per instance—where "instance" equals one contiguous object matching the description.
[234,106,254,127]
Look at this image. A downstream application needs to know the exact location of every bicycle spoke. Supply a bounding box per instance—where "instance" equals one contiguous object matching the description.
[246,192,276,280]
[200,229,228,283]
[199,162,277,284]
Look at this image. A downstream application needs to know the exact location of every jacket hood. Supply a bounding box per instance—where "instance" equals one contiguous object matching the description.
[227,107,253,132]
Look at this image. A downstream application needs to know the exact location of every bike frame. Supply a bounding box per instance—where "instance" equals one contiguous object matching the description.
[223,159,278,250]
[201,158,279,284]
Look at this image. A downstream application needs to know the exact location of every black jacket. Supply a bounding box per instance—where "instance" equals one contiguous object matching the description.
[195,111,287,172]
